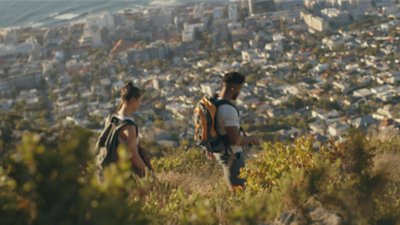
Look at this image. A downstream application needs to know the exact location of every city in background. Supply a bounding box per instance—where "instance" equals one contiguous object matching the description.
[0,0,400,148]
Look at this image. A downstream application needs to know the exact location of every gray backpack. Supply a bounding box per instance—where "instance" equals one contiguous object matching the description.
[95,115,137,168]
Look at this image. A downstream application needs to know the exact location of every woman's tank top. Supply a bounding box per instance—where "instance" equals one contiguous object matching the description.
[114,114,139,146]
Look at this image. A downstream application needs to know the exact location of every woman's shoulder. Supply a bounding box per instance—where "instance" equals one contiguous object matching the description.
[113,115,138,138]
[112,114,136,124]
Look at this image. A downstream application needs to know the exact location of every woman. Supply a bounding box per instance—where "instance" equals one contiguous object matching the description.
[114,81,150,176]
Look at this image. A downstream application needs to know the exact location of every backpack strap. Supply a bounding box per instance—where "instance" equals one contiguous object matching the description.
[214,99,239,117]
[212,98,241,154]
[213,98,240,129]
[213,102,250,148]
[95,114,117,151]
[112,116,139,137]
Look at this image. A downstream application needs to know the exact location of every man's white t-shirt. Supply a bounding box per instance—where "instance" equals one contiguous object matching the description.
[216,103,243,154]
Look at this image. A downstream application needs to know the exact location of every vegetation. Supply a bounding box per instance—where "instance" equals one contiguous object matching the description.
[0,128,147,225]
[1,125,400,225]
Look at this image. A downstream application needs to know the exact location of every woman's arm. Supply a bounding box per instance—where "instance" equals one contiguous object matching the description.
[122,125,147,172]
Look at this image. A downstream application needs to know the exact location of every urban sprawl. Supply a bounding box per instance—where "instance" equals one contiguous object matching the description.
[1,0,400,147]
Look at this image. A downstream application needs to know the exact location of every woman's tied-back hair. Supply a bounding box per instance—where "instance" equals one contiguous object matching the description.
[121,81,141,102]
[116,81,141,112]
[223,71,245,85]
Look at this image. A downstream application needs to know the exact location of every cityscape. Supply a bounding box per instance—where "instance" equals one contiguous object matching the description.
[1,0,400,148]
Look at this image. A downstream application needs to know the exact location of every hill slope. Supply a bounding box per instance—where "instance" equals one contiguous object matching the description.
[1,126,399,225]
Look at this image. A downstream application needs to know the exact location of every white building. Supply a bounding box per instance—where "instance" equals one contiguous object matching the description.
[328,122,350,137]
[193,3,205,19]
[304,0,316,9]
[57,102,82,118]
[241,50,267,64]
[383,5,400,16]
[313,63,329,73]
[79,24,103,47]
[183,23,205,32]
[353,88,373,98]
[18,89,40,107]
[321,8,350,24]
[213,7,224,19]
[127,41,170,64]
[200,83,219,96]
[2,28,18,44]
[283,85,300,95]
[182,30,195,42]
[322,8,341,17]
[0,37,41,57]
[370,85,392,94]
[265,40,284,52]
[301,12,330,31]
[54,51,65,62]
[333,81,351,93]
[86,12,115,31]
[312,109,340,120]
[229,3,239,21]
[323,35,345,50]
[181,23,205,42]
[353,0,372,9]
[265,9,301,22]
[311,16,329,31]
[0,99,13,112]
[228,22,242,30]
[66,59,82,72]
[99,12,115,30]
[165,102,190,120]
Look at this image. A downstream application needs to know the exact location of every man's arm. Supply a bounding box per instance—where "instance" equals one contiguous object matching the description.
[225,126,259,146]
[219,105,259,146]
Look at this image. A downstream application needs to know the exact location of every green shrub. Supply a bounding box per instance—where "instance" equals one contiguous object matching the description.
[1,128,400,225]
[153,148,212,173]
[0,129,147,225]
[242,137,315,192]
[318,130,400,224]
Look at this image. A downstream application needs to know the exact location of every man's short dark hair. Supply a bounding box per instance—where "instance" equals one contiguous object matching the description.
[223,72,245,85]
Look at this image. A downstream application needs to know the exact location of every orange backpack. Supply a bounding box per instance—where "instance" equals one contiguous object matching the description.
[193,96,233,153]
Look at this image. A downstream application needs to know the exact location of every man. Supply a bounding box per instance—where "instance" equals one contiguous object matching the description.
[212,71,259,191]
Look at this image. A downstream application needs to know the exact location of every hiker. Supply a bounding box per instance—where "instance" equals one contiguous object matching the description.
[213,72,259,191]
[96,81,152,181]
[114,81,150,176]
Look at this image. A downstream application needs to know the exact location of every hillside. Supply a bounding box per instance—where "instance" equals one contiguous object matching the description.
[1,124,399,225]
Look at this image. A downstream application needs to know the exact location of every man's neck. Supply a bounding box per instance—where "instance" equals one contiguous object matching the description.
[218,88,233,101]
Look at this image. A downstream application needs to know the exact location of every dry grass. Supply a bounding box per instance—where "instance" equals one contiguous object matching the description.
[374,153,400,182]
[157,170,224,195]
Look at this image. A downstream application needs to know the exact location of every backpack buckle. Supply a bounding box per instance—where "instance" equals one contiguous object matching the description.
[111,117,119,124]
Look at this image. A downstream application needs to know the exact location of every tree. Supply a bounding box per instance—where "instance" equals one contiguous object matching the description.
[317,98,341,111]
[300,63,313,73]
[283,96,305,110]
[319,56,328,64]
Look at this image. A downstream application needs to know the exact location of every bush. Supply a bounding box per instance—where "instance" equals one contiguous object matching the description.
[0,129,147,225]
[1,128,400,225]
[242,137,315,192]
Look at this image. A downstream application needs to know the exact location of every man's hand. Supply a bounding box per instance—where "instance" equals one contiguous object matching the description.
[247,136,260,145]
